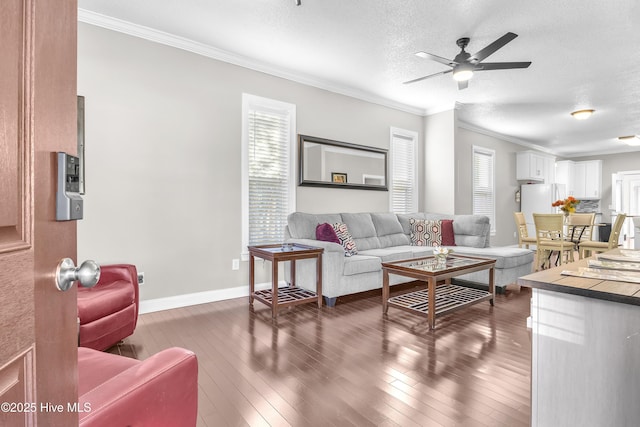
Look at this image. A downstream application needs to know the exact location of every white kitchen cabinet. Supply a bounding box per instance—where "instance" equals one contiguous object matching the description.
[543,155,556,185]
[573,162,587,198]
[555,160,575,194]
[553,159,602,199]
[581,160,602,199]
[527,288,640,427]
[517,151,555,182]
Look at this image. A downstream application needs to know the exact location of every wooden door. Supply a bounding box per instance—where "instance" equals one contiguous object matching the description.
[1,0,79,425]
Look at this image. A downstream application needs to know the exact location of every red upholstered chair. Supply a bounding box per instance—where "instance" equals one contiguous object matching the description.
[77,264,139,351]
[78,346,198,426]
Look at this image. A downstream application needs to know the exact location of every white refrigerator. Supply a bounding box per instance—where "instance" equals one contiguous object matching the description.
[520,183,566,235]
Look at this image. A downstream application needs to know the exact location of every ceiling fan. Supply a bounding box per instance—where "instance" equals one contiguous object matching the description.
[404,32,531,90]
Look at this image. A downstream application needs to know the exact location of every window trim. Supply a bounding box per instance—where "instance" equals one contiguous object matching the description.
[389,127,419,214]
[472,145,496,234]
[241,94,297,260]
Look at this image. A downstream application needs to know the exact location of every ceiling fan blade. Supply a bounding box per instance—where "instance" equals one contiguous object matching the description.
[403,69,452,85]
[457,80,469,90]
[476,61,532,70]
[415,51,457,66]
[469,32,518,63]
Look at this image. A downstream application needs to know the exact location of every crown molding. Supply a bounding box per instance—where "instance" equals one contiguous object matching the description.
[456,120,558,155]
[78,9,427,117]
[424,102,457,116]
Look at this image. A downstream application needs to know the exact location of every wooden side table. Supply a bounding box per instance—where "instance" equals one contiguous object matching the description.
[248,243,323,318]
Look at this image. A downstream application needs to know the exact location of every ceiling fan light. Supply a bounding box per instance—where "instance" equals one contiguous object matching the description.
[618,135,640,146]
[570,109,595,120]
[453,68,473,82]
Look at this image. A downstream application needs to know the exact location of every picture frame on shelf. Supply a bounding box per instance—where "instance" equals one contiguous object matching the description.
[332,172,347,183]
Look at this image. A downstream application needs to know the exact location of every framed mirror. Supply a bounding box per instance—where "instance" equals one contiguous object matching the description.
[299,135,388,191]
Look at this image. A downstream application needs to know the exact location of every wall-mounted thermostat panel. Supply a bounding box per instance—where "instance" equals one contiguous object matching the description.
[56,152,83,220]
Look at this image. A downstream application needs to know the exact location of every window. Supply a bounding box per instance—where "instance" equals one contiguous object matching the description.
[390,127,418,213]
[241,94,296,256]
[472,146,495,233]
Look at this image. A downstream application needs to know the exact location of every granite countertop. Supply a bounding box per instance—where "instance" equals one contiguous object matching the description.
[517,248,640,306]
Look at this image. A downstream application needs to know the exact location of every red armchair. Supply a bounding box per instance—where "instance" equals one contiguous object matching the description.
[78,346,198,426]
[77,264,139,351]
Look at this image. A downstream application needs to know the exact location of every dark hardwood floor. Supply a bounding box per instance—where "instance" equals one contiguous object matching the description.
[111,283,532,427]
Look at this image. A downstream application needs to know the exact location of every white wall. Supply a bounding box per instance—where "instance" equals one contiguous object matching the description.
[76,23,422,302]
[454,126,526,246]
[423,112,539,246]
[424,110,455,213]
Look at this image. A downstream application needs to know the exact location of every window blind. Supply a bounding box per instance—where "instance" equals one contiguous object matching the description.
[244,96,295,247]
[472,146,496,233]
[390,129,418,214]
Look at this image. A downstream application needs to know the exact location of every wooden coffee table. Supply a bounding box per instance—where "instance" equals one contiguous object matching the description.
[248,243,323,318]
[382,254,496,329]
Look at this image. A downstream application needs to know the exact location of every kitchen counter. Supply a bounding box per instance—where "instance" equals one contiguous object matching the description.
[518,248,640,306]
[517,249,640,427]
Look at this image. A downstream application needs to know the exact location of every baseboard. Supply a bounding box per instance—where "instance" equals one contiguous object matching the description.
[139,281,284,314]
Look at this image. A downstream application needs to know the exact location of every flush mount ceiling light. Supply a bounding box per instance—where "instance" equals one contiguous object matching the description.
[618,135,640,146]
[571,109,595,120]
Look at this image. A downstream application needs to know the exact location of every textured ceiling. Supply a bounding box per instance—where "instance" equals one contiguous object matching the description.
[78,0,640,157]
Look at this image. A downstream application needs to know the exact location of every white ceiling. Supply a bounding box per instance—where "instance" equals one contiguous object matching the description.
[78,0,640,157]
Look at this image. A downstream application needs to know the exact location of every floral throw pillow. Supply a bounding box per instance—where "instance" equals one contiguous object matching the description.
[409,218,442,246]
[331,223,358,256]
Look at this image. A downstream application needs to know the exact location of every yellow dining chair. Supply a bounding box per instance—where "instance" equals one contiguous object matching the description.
[579,213,627,259]
[566,212,595,252]
[533,213,575,270]
[514,212,537,249]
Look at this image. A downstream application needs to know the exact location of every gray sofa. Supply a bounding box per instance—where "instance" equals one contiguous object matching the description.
[285,212,534,306]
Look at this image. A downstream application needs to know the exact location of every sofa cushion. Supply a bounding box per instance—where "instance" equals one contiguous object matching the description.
[316,223,340,243]
[446,215,490,248]
[79,305,137,351]
[371,212,410,247]
[409,246,437,258]
[287,212,343,239]
[333,223,358,256]
[451,246,534,269]
[77,280,135,324]
[343,255,381,276]
[397,213,425,235]
[341,213,381,251]
[358,248,413,263]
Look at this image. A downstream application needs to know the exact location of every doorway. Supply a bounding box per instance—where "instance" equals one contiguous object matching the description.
[612,171,640,247]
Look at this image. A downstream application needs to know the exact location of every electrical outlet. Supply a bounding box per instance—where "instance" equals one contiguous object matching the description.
[232,259,240,270]
[137,272,145,285]
[514,231,517,238]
